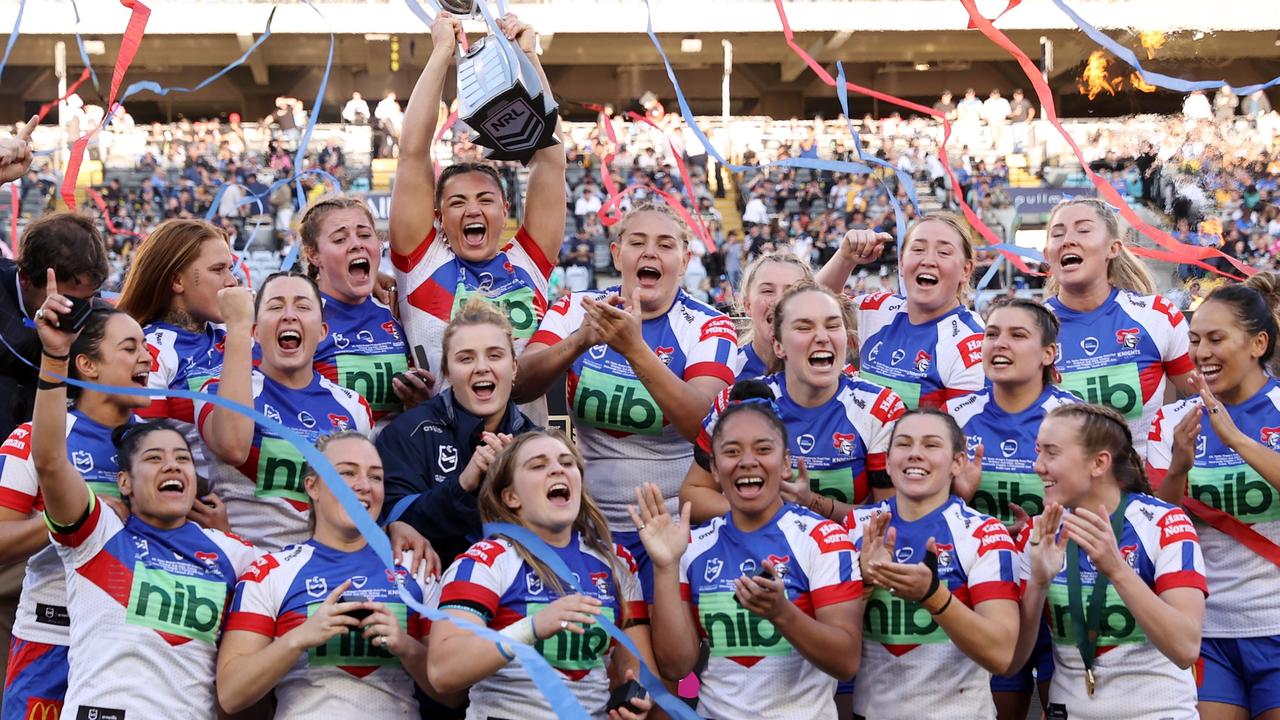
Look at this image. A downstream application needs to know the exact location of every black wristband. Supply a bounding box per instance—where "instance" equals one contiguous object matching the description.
[37,378,67,391]
[928,592,953,616]
[920,548,942,602]
[41,348,70,361]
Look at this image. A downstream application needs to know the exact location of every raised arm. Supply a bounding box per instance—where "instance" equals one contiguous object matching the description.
[815,229,893,294]
[629,483,700,681]
[512,327,595,404]
[498,14,566,262]
[390,13,462,258]
[30,269,91,526]
[199,287,256,466]
[678,459,730,523]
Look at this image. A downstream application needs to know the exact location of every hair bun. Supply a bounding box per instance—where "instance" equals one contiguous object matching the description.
[1245,272,1280,311]
[729,378,773,403]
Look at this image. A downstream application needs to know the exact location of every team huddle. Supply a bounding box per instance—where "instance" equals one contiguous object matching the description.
[0,12,1276,720]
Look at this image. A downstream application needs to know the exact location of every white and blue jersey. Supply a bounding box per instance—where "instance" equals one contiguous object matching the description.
[1047,289,1192,454]
[225,541,430,719]
[52,490,259,719]
[531,286,741,527]
[679,504,861,720]
[197,370,373,551]
[1016,495,1206,720]
[1147,378,1280,637]
[949,386,1080,526]
[855,293,985,409]
[437,534,646,720]
[314,291,410,427]
[847,496,1019,720]
[141,321,226,478]
[737,342,767,382]
[697,373,905,506]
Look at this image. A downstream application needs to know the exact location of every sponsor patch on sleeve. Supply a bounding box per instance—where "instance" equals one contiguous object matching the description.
[1,424,32,460]
[614,543,640,574]
[239,554,280,584]
[859,292,893,311]
[1156,509,1197,548]
[1153,295,1185,326]
[699,316,739,343]
[974,518,1017,556]
[462,539,507,567]
[811,521,856,553]
[870,388,906,423]
[957,333,984,369]
[548,294,572,316]
[1148,409,1166,443]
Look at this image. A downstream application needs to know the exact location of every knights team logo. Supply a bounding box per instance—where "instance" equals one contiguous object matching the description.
[914,351,932,373]
[1001,439,1018,458]
[655,346,675,366]
[590,571,611,596]
[766,554,791,578]
[934,542,954,569]
[306,577,328,597]
[438,445,459,473]
[1261,427,1280,451]
[328,413,350,430]
[1080,337,1100,357]
[1120,544,1139,569]
[704,557,724,582]
[72,450,94,473]
[832,432,857,456]
[381,321,400,340]
[194,551,220,571]
[1115,327,1140,349]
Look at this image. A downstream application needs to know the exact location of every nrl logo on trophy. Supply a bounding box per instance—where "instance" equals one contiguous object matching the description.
[434,0,560,164]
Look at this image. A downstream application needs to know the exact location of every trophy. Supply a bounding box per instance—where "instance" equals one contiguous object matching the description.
[434,0,560,164]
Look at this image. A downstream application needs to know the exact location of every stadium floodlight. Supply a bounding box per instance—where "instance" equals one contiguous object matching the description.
[83,40,106,55]
[681,37,703,53]
[914,62,931,71]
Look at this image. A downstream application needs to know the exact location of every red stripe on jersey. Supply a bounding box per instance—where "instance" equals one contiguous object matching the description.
[405,277,457,324]
[812,580,863,608]
[492,607,523,630]
[50,499,103,549]
[4,638,54,690]
[1138,361,1165,404]
[1155,570,1208,596]
[968,579,1020,605]
[684,361,736,386]
[679,582,691,602]
[342,665,380,679]
[136,398,170,420]
[225,611,276,636]
[0,486,35,514]
[314,360,339,384]
[439,580,500,616]
[1145,463,1171,491]
[276,610,307,637]
[866,452,887,472]
[1164,353,1194,377]
[512,226,554,279]
[529,329,564,348]
[166,398,196,425]
[918,388,948,410]
[76,546,133,606]
[626,601,649,623]
[391,228,437,274]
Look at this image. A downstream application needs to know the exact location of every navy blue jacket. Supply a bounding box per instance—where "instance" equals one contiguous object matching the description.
[376,388,535,564]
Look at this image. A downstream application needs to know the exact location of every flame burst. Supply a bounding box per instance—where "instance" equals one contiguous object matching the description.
[1138,30,1167,60]
[1130,73,1157,92]
[1079,51,1121,100]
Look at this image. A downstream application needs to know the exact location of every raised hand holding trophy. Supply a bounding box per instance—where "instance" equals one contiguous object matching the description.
[432,0,560,164]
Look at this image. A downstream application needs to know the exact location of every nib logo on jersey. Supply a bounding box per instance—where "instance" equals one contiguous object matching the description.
[127,564,228,646]
[528,602,615,677]
[971,471,1045,523]
[572,368,664,436]
[310,603,406,671]
[1046,582,1147,648]
[1188,465,1280,524]
[863,584,950,654]
[250,437,310,510]
[698,591,793,665]
[334,352,410,414]
[453,285,539,339]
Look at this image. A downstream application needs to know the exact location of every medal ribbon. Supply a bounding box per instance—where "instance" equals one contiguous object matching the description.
[1065,494,1130,687]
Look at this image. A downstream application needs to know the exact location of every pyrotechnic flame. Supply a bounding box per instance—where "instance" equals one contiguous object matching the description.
[1130,72,1157,92]
[1138,30,1167,60]
[1078,51,1120,100]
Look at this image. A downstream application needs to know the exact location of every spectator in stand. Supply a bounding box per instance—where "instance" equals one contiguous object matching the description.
[742,188,770,228]
[1213,85,1239,122]
[933,90,958,122]
[375,92,403,158]
[1243,89,1272,122]
[1183,90,1213,122]
[957,88,984,125]
[573,178,603,231]
[341,91,371,125]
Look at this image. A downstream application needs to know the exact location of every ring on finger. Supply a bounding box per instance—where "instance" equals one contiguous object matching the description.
[887,586,897,595]
[377,635,387,647]
[560,620,569,630]
[34,308,43,322]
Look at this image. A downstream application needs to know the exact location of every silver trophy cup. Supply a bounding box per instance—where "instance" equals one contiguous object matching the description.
[450,0,559,164]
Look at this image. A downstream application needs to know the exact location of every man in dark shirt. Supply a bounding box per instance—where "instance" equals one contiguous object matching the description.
[932,90,958,122]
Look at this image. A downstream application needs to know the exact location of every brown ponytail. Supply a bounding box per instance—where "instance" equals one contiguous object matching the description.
[1046,403,1151,494]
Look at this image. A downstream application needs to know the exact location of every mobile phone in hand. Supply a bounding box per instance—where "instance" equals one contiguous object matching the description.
[606,679,646,713]
[340,594,373,622]
[58,296,94,334]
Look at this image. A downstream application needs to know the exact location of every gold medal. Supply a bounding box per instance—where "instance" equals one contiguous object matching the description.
[1085,668,1096,696]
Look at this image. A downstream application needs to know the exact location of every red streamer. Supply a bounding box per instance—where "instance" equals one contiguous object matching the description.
[60,0,151,211]
[958,0,1254,280]
[36,67,92,123]
[623,111,715,252]
[769,0,1038,275]
[87,188,146,243]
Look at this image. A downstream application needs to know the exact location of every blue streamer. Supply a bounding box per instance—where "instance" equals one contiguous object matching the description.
[0,326,589,718]
[117,9,276,101]
[0,0,26,85]
[976,254,1005,293]
[834,62,910,248]
[1052,0,1280,95]
[70,0,102,94]
[639,0,873,181]
[484,522,703,720]
[289,2,334,216]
